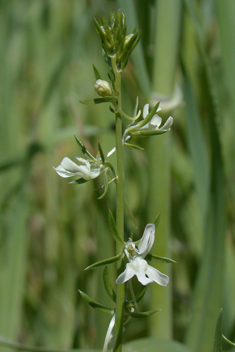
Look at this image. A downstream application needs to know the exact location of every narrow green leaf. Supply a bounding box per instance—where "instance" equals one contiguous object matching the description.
[98,143,105,164]
[126,307,160,319]
[80,97,117,105]
[124,142,144,151]
[214,309,223,352]
[103,266,116,302]
[146,254,176,264]
[108,210,125,245]
[134,129,168,137]
[94,17,106,40]
[78,290,114,315]
[93,64,102,80]
[74,135,95,160]
[84,252,122,271]
[154,213,161,227]
[135,285,147,303]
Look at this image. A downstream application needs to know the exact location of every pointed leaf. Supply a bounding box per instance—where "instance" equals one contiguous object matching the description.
[74,135,95,160]
[108,210,125,245]
[78,290,114,315]
[103,266,116,302]
[126,307,160,319]
[98,143,105,163]
[80,97,117,105]
[154,213,161,227]
[93,64,102,80]
[94,18,106,40]
[135,285,147,303]
[134,129,168,137]
[85,252,122,271]
[145,253,176,264]
[214,309,223,352]
[124,142,144,151]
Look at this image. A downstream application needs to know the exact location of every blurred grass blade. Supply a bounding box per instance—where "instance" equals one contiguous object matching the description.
[183,75,210,217]
[0,192,28,339]
[184,3,226,352]
[147,0,182,339]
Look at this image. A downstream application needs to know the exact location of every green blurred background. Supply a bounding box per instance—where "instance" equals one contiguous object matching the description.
[0,0,235,351]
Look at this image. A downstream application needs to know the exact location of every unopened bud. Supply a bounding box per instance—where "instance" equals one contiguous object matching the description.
[124,33,134,46]
[94,79,112,97]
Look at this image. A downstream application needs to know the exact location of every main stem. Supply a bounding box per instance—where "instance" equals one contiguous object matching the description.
[113,58,125,352]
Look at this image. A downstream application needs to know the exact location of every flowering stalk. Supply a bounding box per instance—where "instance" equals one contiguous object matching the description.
[54,11,174,352]
[112,58,125,352]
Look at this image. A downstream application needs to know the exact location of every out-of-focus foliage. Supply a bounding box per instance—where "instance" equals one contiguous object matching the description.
[0,0,235,352]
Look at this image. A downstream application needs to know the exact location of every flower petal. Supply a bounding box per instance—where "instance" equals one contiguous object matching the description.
[61,157,87,173]
[53,164,73,178]
[90,166,101,179]
[138,223,155,258]
[146,265,169,286]
[143,104,149,118]
[136,272,153,286]
[160,116,173,131]
[150,114,162,128]
[116,263,136,284]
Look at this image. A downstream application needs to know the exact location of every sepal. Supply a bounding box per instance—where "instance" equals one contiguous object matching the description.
[78,290,114,315]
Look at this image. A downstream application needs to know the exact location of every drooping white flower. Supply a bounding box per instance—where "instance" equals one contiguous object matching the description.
[142,103,173,131]
[54,156,101,181]
[116,224,169,286]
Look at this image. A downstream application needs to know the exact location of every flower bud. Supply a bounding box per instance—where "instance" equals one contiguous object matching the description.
[94,79,112,97]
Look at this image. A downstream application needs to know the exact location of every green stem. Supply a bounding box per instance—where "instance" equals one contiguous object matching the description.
[112,58,125,352]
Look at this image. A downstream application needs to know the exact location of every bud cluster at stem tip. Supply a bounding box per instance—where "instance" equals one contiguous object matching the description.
[94,10,141,72]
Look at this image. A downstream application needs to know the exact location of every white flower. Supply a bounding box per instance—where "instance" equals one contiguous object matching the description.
[142,103,173,131]
[54,156,101,181]
[116,224,169,286]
